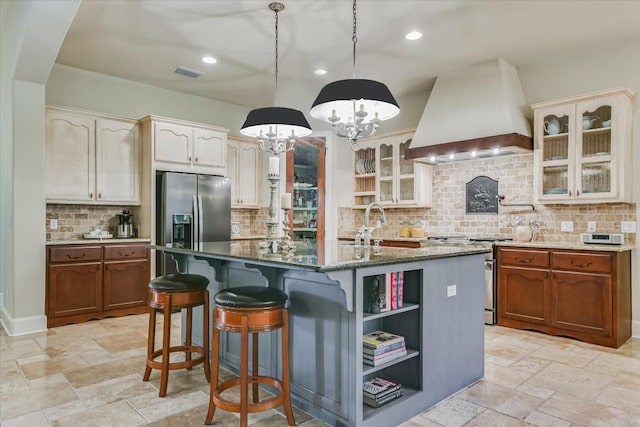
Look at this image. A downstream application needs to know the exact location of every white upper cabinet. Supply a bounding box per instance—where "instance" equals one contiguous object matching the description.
[227,137,260,208]
[532,88,634,204]
[45,107,140,205]
[352,130,432,209]
[144,116,228,174]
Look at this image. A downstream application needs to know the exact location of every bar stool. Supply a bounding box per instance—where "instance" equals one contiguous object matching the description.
[205,286,295,427]
[143,273,211,397]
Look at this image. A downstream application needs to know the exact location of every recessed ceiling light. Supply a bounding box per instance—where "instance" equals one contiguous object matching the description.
[314,69,327,76]
[493,148,500,154]
[429,156,436,162]
[448,153,455,160]
[405,31,422,41]
[471,151,478,157]
[202,56,217,64]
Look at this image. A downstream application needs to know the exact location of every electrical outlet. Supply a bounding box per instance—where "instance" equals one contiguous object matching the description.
[621,221,636,233]
[587,221,596,233]
[50,219,58,230]
[447,285,457,298]
[560,221,574,232]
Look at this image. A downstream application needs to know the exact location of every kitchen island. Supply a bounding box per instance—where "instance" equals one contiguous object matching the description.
[152,240,489,427]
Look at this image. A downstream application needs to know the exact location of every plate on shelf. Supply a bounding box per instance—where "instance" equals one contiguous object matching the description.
[550,156,566,160]
[355,159,364,174]
[594,152,610,156]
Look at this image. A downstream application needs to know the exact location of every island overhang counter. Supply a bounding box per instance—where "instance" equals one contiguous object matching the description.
[151,240,489,427]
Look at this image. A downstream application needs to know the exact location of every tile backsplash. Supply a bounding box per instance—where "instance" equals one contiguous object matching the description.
[339,153,636,245]
[47,204,269,241]
[46,205,134,240]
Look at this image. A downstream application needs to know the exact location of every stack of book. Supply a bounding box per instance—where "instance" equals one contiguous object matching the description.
[363,330,407,366]
[363,377,402,408]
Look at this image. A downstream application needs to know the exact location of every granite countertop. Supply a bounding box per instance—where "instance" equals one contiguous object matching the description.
[495,240,635,252]
[47,238,151,245]
[151,240,490,272]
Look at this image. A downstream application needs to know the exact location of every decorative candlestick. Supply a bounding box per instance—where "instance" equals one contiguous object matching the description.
[264,174,280,243]
[280,207,295,253]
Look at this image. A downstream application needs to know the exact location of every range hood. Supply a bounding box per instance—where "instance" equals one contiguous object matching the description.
[405,58,532,164]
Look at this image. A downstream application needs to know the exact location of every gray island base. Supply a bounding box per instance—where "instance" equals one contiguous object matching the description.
[152,240,488,427]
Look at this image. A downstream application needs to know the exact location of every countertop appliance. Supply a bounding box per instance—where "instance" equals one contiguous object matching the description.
[426,236,512,325]
[580,233,624,245]
[156,171,231,276]
[116,209,135,238]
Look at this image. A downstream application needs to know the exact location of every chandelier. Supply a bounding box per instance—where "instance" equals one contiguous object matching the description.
[309,0,399,146]
[240,2,312,155]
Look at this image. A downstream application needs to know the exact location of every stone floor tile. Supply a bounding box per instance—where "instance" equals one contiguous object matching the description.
[423,397,486,427]
[515,382,555,400]
[626,414,640,426]
[21,355,88,380]
[136,390,209,423]
[484,361,534,389]
[538,392,629,426]
[463,409,528,426]
[526,362,614,401]
[42,400,89,421]
[75,373,156,409]
[0,341,44,362]
[1,410,50,427]
[145,403,235,426]
[524,410,571,427]
[590,351,640,375]
[53,400,146,427]
[401,415,444,427]
[527,345,597,368]
[63,354,146,388]
[510,356,551,375]
[0,381,78,419]
[458,380,543,420]
[94,331,148,353]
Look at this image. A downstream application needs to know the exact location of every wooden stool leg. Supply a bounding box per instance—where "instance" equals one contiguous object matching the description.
[159,293,172,397]
[252,332,259,403]
[205,312,220,425]
[185,306,193,369]
[282,309,295,425]
[143,307,156,381]
[240,315,249,427]
[203,290,211,382]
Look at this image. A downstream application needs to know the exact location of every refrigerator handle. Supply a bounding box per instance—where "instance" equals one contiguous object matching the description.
[198,195,204,251]
[192,195,198,250]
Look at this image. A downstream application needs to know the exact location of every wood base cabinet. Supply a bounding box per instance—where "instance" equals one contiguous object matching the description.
[497,246,631,348]
[46,243,150,327]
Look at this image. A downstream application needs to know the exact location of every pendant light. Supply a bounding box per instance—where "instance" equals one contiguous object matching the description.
[240,2,312,155]
[310,0,399,146]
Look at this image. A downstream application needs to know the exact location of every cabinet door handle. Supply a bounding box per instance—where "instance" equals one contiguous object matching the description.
[118,251,134,257]
[544,272,548,278]
[98,193,102,199]
[195,157,198,162]
[568,190,572,196]
[515,256,533,263]
[570,259,592,268]
[576,190,580,197]
[188,156,192,161]
[67,253,86,260]
[89,192,93,199]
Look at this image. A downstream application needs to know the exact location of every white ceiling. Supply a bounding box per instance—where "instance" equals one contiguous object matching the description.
[56,0,640,112]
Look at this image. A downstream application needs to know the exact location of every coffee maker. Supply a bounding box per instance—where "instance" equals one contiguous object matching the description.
[116,209,134,238]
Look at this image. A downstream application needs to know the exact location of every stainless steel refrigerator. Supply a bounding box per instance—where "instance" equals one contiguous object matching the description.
[156,171,231,276]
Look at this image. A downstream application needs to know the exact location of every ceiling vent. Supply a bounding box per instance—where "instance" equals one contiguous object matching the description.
[173,66,203,78]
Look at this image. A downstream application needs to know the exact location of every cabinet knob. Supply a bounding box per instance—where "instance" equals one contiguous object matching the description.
[576,190,580,197]
[544,272,548,278]
[568,190,572,197]
[195,157,198,162]
[89,192,93,199]
[188,156,192,161]
[98,193,102,199]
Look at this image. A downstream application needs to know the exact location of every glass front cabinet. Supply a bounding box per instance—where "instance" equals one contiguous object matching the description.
[531,88,634,204]
[352,130,432,209]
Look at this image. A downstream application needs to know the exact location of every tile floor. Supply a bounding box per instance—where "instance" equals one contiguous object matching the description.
[1,314,639,426]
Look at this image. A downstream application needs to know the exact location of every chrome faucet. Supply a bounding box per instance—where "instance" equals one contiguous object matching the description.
[363,202,387,248]
[354,229,364,249]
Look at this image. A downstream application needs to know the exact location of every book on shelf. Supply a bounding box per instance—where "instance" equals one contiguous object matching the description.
[397,271,404,309]
[363,330,405,349]
[362,377,401,399]
[389,272,396,310]
[363,340,405,356]
[363,345,407,361]
[363,347,408,366]
[363,390,403,408]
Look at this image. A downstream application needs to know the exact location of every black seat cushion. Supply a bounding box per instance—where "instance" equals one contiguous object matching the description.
[215,286,287,308]
[149,274,209,292]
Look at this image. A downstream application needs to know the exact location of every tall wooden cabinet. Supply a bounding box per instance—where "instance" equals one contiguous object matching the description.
[46,243,150,327]
[352,130,432,209]
[45,106,141,205]
[531,87,634,204]
[497,246,631,348]
[227,136,261,208]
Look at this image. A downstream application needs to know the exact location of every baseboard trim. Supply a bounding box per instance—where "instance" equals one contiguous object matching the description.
[633,320,640,339]
[0,305,47,336]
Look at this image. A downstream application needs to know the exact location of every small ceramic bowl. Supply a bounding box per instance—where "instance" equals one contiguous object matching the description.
[602,119,612,128]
